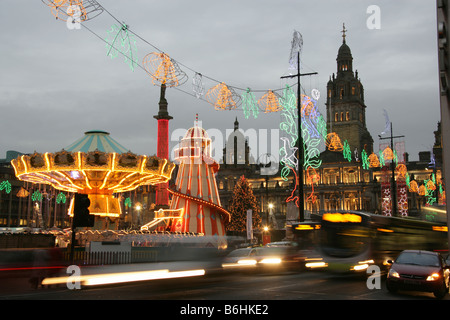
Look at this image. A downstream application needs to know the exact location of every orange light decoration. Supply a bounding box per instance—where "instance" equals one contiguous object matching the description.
[325,132,344,152]
[426,179,436,191]
[395,163,407,179]
[409,180,419,193]
[368,152,380,168]
[42,0,103,22]
[142,52,188,87]
[418,184,427,196]
[205,83,240,110]
[258,90,283,113]
[382,146,394,161]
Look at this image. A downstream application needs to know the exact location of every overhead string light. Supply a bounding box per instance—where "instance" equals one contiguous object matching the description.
[42,0,103,22]
[142,52,188,87]
[41,1,316,114]
[205,83,241,110]
[192,73,205,99]
[241,88,259,119]
[105,23,138,71]
[258,90,283,113]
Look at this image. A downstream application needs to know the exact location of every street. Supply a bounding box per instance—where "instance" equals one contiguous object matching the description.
[1,265,446,301]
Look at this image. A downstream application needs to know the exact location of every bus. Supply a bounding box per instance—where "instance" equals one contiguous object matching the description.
[318,211,448,274]
[287,221,326,269]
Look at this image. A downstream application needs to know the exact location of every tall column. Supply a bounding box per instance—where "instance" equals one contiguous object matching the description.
[154,84,173,208]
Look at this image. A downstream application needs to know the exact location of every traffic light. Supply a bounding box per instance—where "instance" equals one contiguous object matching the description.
[73,193,94,227]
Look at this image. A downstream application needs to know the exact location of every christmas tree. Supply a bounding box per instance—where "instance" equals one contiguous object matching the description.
[227,175,261,232]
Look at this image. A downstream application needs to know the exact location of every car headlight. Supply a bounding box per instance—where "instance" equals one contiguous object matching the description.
[388,268,400,278]
[260,258,282,265]
[237,259,257,266]
[426,273,440,281]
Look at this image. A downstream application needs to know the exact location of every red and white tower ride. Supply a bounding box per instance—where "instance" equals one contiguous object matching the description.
[169,120,230,248]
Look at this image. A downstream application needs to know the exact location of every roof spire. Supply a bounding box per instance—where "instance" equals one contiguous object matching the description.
[341,23,347,44]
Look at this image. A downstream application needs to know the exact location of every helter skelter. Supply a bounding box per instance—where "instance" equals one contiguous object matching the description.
[11,130,175,230]
[163,118,230,248]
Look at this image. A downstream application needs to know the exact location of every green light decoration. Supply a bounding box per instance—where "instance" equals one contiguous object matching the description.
[56,192,66,204]
[241,88,259,119]
[279,85,298,181]
[343,140,352,162]
[0,180,11,194]
[361,150,369,170]
[105,23,138,71]
[316,114,327,140]
[32,190,42,202]
[379,150,385,167]
[124,197,132,208]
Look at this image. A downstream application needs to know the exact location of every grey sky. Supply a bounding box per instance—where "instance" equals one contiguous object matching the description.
[0,1,441,163]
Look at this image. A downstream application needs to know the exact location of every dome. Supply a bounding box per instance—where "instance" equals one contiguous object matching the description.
[337,42,352,59]
[65,130,128,154]
[174,124,213,162]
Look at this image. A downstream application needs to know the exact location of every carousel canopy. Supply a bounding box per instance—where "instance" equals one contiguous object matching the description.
[65,130,128,154]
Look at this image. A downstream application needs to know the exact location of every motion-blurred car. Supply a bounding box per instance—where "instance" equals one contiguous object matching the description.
[386,250,450,299]
[222,247,259,270]
[222,245,303,272]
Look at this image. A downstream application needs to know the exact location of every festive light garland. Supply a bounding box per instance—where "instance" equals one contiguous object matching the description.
[205,82,240,110]
[258,90,283,113]
[241,88,259,119]
[105,23,138,72]
[0,180,11,194]
[142,52,188,87]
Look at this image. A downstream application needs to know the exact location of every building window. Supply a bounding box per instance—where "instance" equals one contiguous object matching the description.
[340,112,344,121]
[346,111,350,121]
[335,112,339,122]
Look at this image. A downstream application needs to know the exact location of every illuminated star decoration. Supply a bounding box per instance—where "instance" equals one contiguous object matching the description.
[241,88,259,119]
[105,23,138,71]
[192,73,205,99]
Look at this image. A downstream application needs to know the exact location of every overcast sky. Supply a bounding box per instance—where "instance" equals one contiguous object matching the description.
[0,0,442,163]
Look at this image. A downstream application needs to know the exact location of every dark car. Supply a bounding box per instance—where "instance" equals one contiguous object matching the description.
[386,250,450,299]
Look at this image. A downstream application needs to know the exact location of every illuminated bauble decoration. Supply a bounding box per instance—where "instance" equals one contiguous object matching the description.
[11,131,175,223]
[205,82,240,110]
[426,179,436,191]
[142,52,188,87]
[42,0,103,22]
[258,90,283,113]
[325,132,344,152]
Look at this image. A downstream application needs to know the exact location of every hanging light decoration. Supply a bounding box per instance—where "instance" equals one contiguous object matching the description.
[192,73,205,99]
[258,90,283,113]
[395,163,407,179]
[241,88,259,119]
[205,82,240,110]
[105,23,138,71]
[325,132,344,152]
[383,146,394,161]
[368,152,380,168]
[142,52,188,87]
[42,0,103,22]
[409,180,419,193]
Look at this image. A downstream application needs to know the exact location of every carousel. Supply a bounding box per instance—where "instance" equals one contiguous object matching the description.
[11,130,175,230]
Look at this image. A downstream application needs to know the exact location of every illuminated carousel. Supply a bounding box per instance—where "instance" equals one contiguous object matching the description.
[11,130,175,229]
